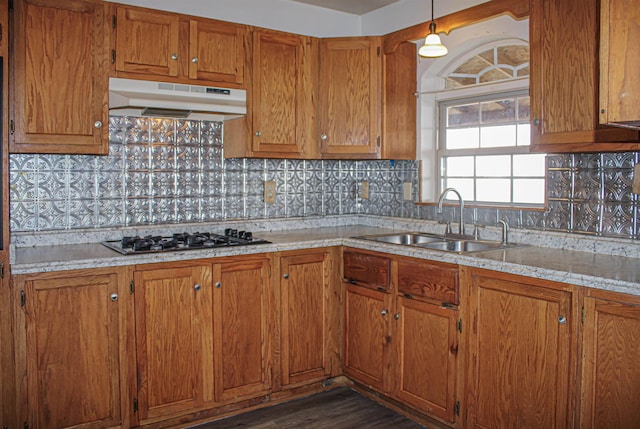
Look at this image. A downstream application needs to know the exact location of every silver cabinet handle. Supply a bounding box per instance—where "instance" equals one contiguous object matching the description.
[558,315,567,324]
[194,284,201,291]
[192,57,198,63]
[283,273,289,279]
[394,313,400,320]
[94,121,102,129]
[381,309,388,316]
[533,118,540,126]
[320,133,328,141]
[171,53,178,60]
[110,293,118,302]
[215,282,221,288]
[255,131,262,137]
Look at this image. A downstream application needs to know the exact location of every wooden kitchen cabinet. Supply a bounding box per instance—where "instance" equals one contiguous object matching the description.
[529,0,640,152]
[579,289,640,429]
[319,37,382,159]
[212,255,272,402]
[278,248,340,388]
[133,262,213,422]
[114,5,247,87]
[462,267,577,428]
[599,0,640,130]
[13,268,132,429]
[241,29,318,158]
[10,0,110,154]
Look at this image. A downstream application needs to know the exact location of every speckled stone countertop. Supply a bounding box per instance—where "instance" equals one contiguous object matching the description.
[10,217,640,297]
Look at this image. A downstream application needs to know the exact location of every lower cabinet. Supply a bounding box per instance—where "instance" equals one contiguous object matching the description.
[462,267,577,429]
[13,267,132,429]
[579,289,640,429]
[278,248,340,388]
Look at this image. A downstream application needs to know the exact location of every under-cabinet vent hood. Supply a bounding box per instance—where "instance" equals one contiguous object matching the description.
[109,77,246,120]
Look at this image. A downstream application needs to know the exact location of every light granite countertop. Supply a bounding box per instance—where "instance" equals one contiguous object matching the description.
[11,221,640,297]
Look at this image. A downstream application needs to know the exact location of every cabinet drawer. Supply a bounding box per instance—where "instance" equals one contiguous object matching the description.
[343,251,390,290]
[398,259,459,305]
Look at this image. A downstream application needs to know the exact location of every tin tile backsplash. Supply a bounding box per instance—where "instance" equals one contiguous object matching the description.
[9,117,640,240]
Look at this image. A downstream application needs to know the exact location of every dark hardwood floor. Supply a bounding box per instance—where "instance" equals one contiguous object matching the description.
[186,387,428,429]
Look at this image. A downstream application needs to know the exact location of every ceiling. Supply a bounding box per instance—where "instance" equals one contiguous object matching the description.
[289,0,402,15]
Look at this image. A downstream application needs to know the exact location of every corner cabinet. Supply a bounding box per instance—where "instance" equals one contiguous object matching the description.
[599,0,640,129]
[13,268,132,429]
[10,0,110,154]
[462,267,577,428]
[319,37,382,159]
[579,288,640,428]
[529,0,640,152]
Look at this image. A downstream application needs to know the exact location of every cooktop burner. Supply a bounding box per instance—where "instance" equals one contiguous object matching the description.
[102,229,271,255]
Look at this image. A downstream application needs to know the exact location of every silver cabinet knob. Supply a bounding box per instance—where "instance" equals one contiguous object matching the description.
[394,313,400,320]
[283,273,289,279]
[255,131,262,137]
[94,121,102,129]
[320,133,328,141]
[381,309,388,316]
[171,53,178,60]
[215,282,221,288]
[110,293,118,302]
[533,118,540,126]
[194,284,201,291]
[192,57,198,63]
[558,315,567,324]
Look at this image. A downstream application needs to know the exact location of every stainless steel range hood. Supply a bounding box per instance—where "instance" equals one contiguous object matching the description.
[108,77,246,120]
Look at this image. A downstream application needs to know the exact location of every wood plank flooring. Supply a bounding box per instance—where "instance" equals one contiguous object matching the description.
[186,387,428,429]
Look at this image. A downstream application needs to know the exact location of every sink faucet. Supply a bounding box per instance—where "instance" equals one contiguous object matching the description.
[498,219,509,245]
[436,188,465,236]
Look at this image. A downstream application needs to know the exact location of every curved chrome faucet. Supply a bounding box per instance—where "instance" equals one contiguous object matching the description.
[498,219,509,245]
[436,188,465,236]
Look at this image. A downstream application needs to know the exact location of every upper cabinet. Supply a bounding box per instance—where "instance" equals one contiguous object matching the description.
[529,0,640,152]
[225,28,318,159]
[599,0,640,130]
[10,0,110,155]
[114,5,247,87]
[319,37,382,159]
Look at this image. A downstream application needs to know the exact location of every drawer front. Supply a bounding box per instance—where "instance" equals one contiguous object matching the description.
[398,259,459,305]
[343,251,390,290]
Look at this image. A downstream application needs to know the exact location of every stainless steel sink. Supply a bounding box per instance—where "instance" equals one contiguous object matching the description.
[354,232,446,245]
[353,232,522,254]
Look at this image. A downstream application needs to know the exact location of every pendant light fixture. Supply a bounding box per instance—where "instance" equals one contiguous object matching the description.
[418,0,448,58]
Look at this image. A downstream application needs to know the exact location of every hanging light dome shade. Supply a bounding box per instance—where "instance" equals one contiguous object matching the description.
[418,1,448,58]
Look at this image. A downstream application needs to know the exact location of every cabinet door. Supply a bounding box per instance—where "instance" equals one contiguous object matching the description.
[394,297,458,423]
[251,30,318,158]
[213,257,271,402]
[11,0,109,154]
[580,293,640,429]
[14,269,128,429]
[319,37,381,159]
[115,7,179,77]
[529,0,639,152]
[133,265,212,421]
[280,250,332,386]
[599,0,640,128]
[343,283,392,391]
[189,19,246,85]
[464,268,576,429]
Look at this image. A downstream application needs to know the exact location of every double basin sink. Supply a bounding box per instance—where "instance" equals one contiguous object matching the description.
[354,232,521,254]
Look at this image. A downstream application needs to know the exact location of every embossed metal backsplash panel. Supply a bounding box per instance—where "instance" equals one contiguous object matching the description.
[9,117,418,232]
[9,117,640,239]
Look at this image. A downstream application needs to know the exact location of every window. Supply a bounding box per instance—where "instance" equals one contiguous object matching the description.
[439,92,545,206]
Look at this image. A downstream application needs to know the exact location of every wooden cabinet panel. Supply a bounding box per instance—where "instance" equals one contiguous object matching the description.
[115,7,179,77]
[395,297,458,422]
[14,268,130,429]
[189,19,246,85]
[11,0,109,154]
[319,37,381,159]
[397,257,459,305]
[246,29,318,158]
[133,264,212,421]
[279,249,334,386]
[580,291,640,429]
[464,268,576,428]
[599,0,640,129]
[343,283,392,391]
[529,0,640,152]
[213,256,271,402]
[343,250,390,290]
